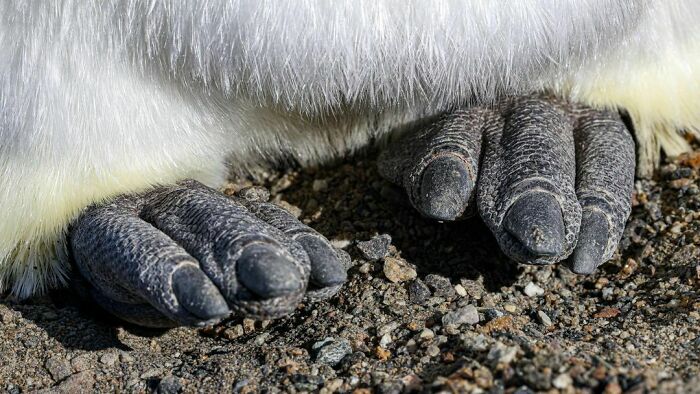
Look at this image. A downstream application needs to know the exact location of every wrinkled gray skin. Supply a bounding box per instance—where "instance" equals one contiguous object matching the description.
[71,181,346,327]
[71,95,635,327]
[379,95,635,272]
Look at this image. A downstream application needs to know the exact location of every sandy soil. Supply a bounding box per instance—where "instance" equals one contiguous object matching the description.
[1,148,699,393]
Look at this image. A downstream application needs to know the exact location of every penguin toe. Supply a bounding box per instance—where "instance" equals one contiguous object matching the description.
[69,180,342,327]
[379,94,635,274]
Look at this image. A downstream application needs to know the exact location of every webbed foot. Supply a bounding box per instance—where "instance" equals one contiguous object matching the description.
[379,95,635,274]
[69,180,346,327]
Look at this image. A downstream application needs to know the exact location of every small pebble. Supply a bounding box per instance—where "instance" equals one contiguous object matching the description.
[157,375,183,394]
[237,186,270,202]
[537,310,553,327]
[312,337,352,366]
[425,274,456,298]
[401,374,423,391]
[45,356,72,381]
[119,352,135,364]
[486,342,519,366]
[378,321,400,336]
[408,279,432,304]
[523,282,545,297]
[224,325,245,340]
[232,379,250,393]
[419,328,435,341]
[99,352,119,367]
[324,379,344,392]
[383,257,417,283]
[254,332,270,345]
[331,239,351,249]
[243,318,256,333]
[375,346,391,361]
[604,381,623,394]
[441,305,480,327]
[0,305,16,323]
[602,287,614,300]
[140,369,163,379]
[426,345,440,358]
[358,262,372,274]
[454,284,467,297]
[357,234,392,261]
[71,354,93,372]
[669,178,691,189]
[460,280,485,299]
[552,373,573,389]
[53,371,95,392]
[379,333,392,347]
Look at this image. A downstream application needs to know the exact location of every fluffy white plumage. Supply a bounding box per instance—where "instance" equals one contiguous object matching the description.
[1,0,699,297]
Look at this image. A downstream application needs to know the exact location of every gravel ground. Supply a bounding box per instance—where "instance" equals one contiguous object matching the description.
[1,147,699,393]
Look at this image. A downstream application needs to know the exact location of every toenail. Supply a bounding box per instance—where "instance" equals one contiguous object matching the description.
[503,191,566,256]
[236,243,303,299]
[417,154,473,221]
[567,209,609,275]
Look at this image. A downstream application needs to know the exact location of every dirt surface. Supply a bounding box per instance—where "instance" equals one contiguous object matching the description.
[1,148,699,393]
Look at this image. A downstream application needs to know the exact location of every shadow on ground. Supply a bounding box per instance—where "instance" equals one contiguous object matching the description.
[280,152,522,291]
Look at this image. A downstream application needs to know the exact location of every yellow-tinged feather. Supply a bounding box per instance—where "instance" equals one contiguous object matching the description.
[557,42,700,177]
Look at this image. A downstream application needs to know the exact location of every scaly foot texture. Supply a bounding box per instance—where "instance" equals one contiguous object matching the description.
[379,94,635,273]
[69,180,346,328]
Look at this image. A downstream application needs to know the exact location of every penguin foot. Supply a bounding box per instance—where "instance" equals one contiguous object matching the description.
[379,94,635,274]
[69,180,346,328]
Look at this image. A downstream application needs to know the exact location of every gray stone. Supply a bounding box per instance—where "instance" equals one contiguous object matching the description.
[486,342,520,366]
[119,352,135,364]
[70,354,92,372]
[460,280,485,299]
[237,186,270,202]
[312,337,352,366]
[442,305,480,327]
[0,305,16,323]
[45,356,72,382]
[99,352,118,367]
[425,274,456,298]
[408,279,431,304]
[537,310,553,327]
[426,345,440,357]
[356,234,392,261]
[157,375,183,394]
[48,371,95,394]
